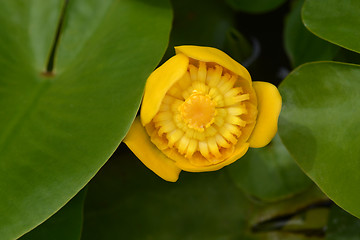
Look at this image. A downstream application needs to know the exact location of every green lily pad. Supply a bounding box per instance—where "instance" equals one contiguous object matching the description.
[302,0,360,54]
[20,189,86,240]
[284,0,339,67]
[226,0,287,13]
[228,134,312,202]
[278,61,360,218]
[0,0,171,239]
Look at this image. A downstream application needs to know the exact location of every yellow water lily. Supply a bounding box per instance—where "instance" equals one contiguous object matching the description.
[124,46,281,182]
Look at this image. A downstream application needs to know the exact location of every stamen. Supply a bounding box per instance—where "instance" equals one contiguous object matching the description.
[158,121,176,136]
[167,129,183,147]
[204,125,217,137]
[207,65,222,87]
[186,139,198,158]
[177,72,192,91]
[226,115,247,127]
[182,88,194,100]
[198,62,207,82]
[208,87,219,99]
[227,106,247,116]
[170,99,184,112]
[149,130,168,150]
[192,81,209,94]
[215,134,231,148]
[199,141,210,159]
[193,131,206,141]
[153,111,172,123]
[184,128,195,138]
[224,87,243,98]
[224,123,241,137]
[178,136,190,154]
[218,74,236,93]
[162,95,176,104]
[189,64,198,81]
[208,137,221,158]
[219,126,237,144]
[167,84,184,99]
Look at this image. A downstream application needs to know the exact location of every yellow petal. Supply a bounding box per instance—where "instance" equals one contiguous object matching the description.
[175,45,251,84]
[123,117,181,182]
[141,53,189,126]
[248,81,282,148]
[174,143,249,172]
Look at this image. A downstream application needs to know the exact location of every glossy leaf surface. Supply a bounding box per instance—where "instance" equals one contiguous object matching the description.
[279,62,360,218]
[302,0,360,53]
[0,0,172,239]
[228,134,312,202]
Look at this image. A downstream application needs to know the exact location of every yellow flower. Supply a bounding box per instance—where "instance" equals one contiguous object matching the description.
[124,46,282,182]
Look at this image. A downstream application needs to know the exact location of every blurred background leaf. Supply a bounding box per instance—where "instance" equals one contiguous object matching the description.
[0,0,172,239]
[224,28,253,65]
[302,0,360,54]
[284,0,339,68]
[279,62,360,218]
[79,133,359,240]
[164,0,252,64]
[326,206,360,240]
[228,134,312,202]
[82,145,250,240]
[81,145,332,240]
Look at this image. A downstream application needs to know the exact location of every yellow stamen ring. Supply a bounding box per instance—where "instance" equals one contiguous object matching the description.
[147,61,252,166]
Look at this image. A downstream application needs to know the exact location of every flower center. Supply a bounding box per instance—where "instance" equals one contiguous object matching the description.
[180,91,216,131]
[146,61,256,167]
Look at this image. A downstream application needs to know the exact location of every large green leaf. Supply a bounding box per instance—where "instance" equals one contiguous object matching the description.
[226,0,286,13]
[302,0,360,54]
[0,0,172,239]
[278,62,360,218]
[228,134,312,202]
[20,189,86,240]
[284,0,338,67]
